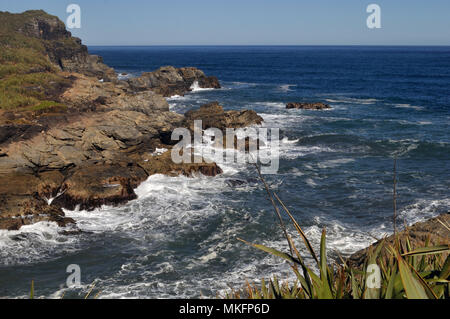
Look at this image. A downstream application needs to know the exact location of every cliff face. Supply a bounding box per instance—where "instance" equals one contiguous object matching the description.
[1,10,115,79]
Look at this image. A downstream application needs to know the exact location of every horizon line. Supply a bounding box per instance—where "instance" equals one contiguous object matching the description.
[86,44,450,47]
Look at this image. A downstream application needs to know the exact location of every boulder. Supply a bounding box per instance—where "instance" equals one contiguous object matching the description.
[51,164,148,211]
[184,102,263,131]
[127,66,220,97]
[135,149,223,178]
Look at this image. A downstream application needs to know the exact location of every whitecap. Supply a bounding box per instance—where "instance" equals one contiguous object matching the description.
[277,84,296,92]
[190,81,215,92]
[398,198,450,225]
[325,97,378,105]
[393,103,424,111]
[317,158,355,169]
[252,102,286,109]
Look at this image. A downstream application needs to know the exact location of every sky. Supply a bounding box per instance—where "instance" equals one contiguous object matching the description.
[1,0,449,46]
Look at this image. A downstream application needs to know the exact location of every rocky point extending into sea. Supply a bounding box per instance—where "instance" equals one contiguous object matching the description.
[0,10,447,263]
[0,10,262,231]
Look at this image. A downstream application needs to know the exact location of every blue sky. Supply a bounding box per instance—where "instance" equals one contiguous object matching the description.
[1,0,449,45]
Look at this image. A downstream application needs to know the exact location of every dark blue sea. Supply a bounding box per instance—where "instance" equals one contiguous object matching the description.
[1,46,449,298]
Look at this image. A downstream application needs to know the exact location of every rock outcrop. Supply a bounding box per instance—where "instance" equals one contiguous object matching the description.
[0,11,258,230]
[0,171,74,230]
[347,213,450,268]
[127,66,221,97]
[5,10,116,80]
[184,102,263,131]
[286,102,331,110]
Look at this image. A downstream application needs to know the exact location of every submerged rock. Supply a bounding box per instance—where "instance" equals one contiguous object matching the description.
[286,102,331,110]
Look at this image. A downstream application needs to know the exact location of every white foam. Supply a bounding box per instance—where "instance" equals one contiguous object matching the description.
[166,94,185,101]
[225,81,258,89]
[393,103,424,111]
[317,158,355,169]
[0,222,79,266]
[152,148,168,156]
[117,73,131,80]
[1,109,447,298]
[398,198,450,225]
[325,97,378,105]
[190,81,215,92]
[253,102,286,109]
[45,189,66,205]
[260,113,312,128]
[277,84,296,92]
[281,137,299,144]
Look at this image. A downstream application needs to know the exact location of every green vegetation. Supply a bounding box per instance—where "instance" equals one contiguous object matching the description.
[0,10,71,110]
[227,166,450,299]
[0,70,70,110]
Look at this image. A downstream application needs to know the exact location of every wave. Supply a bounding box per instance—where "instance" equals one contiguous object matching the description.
[325,97,379,105]
[223,81,258,89]
[317,158,356,169]
[166,94,187,101]
[393,103,424,111]
[277,84,296,92]
[260,113,312,127]
[281,137,299,144]
[0,222,80,266]
[252,102,286,109]
[398,198,450,225]
[190,81,215,92]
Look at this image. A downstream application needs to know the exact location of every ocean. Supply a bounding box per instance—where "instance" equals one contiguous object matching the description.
[1,46,449,298]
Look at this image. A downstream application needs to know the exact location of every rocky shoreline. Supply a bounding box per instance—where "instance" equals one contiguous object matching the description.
[0,10,447,262]
[0,11,260,230]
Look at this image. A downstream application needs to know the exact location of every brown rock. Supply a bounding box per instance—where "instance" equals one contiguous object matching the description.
[0,196,75,230]
[347,213,450,268]
[136,149,222,178]
[215,135,263,152]
[184,102,263,131]
[52,164,148,211]
[0,172,74,230]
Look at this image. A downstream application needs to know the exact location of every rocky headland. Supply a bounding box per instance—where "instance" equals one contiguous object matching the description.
[0,10,260,230]
[0,11,447,263]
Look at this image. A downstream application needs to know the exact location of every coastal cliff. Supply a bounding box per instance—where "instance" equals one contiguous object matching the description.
[0,10,259,230]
